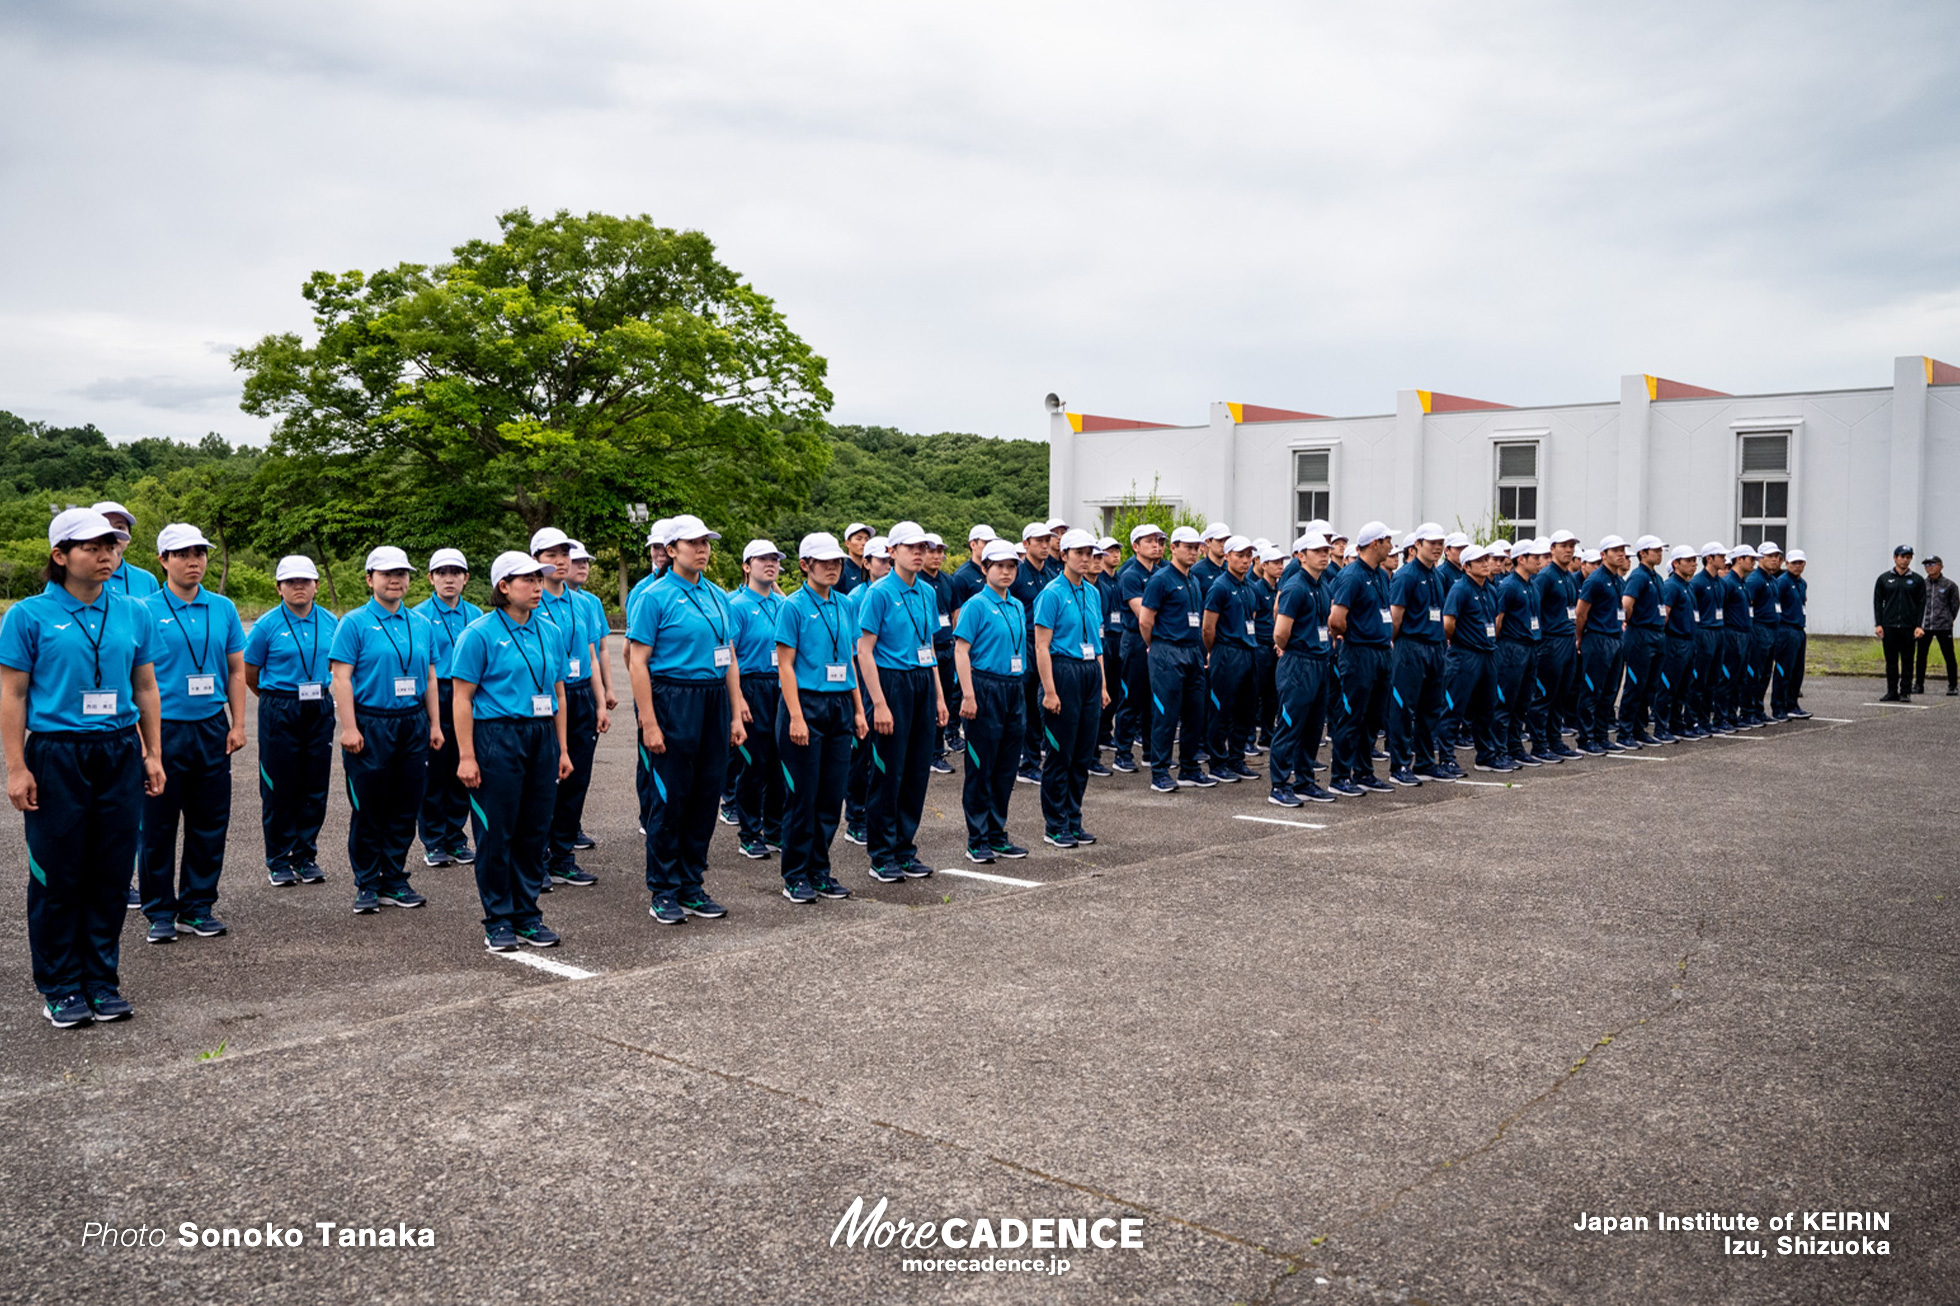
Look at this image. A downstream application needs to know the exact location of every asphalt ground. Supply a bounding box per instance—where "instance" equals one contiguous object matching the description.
[1,650,1954,1305]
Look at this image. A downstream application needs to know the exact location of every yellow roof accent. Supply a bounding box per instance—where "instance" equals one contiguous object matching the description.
[1927,356,1936,385]
[1645,374,1659,401]
[1416,390,1434,414]
[1227,402,1244,424]
[1065,412,1084,434]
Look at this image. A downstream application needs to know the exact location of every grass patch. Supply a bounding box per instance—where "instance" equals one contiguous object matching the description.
[1806,634,1886,677]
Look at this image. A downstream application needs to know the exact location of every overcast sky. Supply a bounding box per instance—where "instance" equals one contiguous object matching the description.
[4,1,1958,446]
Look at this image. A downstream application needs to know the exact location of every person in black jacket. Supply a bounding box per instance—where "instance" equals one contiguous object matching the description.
[1874,545,1927,701]
[1915,556,1957,696]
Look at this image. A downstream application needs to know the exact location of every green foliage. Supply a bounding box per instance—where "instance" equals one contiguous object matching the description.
[1452,509,1518,545]
[1107,477,1207,553]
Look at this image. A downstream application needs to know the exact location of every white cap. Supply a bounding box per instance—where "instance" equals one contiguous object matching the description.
[1549,529,1580,545]
[1223,534,1254,554]
[1046,518,1069,534]
[968,524,997,543]
[887,521,928,548]
[1303,519,1331,535]
[1581,548,1603,563]
[844,522,873,540]
[1667,545,1697,564]
[49,508,128,548]
[1353,521,1394,548]
[1014,543,1026,556]
[1169,526,1203,545]
[865,536,891,559]
[1727,543,1758,559]
[1292,531,1330,552]
[1486,538,1512,557]
[1701,540,1727,558]
[1251,537,1272,550]
[1059,528,1098,551]
[1787,549,1807,563]
[1598,534,1628,552]
[1758,540,1782,556]
[1201,522,1232,541]
[742,539,784,562]
[667,514,721,542]
[1327,526,1350,542]
[568,540,592,561]
[1257,545,1285,563]
[982,540,1020,564]
[157,523,214,553]
[1411,522,1446,542]
[90,500,135,525]
[1460,544,1488,565]
[1519,538,1551,557]
[647,517,675,547]
[429,547,469,571]
[1444,532,1471,549]
[923,533,944,549]
[1129,522,1167,544]
[529,526,572,555]
[364,545,412,572]
[490,551,548,586]
[1097,536,1119,550]
[275,555,320,582]
[798,532,846,561]
[1021,521,1055,542]
[1634,534,1665,553]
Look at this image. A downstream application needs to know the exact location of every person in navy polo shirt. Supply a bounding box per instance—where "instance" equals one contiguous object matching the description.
[1327,521,1398,795]
[841,535,892,846]
[1721,544,1758,726]
[1034,529,1109,847]
[1617,535,1669,747]
[1114,522,1166,774]
[838,523,873,595]
[1269,532,1337,805]
[1495,539,1552,766]
[1443,544,1507,772]
[1774,550,1812,717]
[774,532,866,901]
[628,514,748,925]
[1386,522,1450,786]
[1011,522,1063,783]
[330,545,443,915]
[532,527,607,889]
[1141,525,1212,792]
[729,539,789,860]
[626,518,676,622]
[1533,530,1582,754]
[243,554,340,887]
[91,502,161,602]
[450,552,573,952]
[1744,541,1785,724]
[856,521,949,882]
[2,508,165,1027]
[1199,535,1260,784]
[1573,535,1629,753]
[1690,544,1732,733]
[954,540,1031,862]
[1092,537,1126,770]
[414,547,480,869]
[921,534,960,774]
[140,523,247,943]
[1247,544,1282,754]
[1656,546,1701,740]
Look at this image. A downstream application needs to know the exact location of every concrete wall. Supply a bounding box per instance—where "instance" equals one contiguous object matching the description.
[1050,357,1957,635]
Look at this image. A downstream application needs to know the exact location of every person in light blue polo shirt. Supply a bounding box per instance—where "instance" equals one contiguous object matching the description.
[565,539,617,853]
[1,508,165,1027]
[1034,528,1109,847]
[140,523,247,943]
[774,532,866,901]
[954,541,1030,862]
[243,554,340,887]
[414,547,481,869]
[627,514,749,925]
[330,546,442,914]
[92,502,161,601]
[626,517,676,622]
[450,552,573,952]
[856,521,948,881]
[728,539,788,860]
[533,528,607,889]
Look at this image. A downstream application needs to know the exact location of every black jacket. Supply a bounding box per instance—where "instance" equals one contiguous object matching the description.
[1874,568,1926,628]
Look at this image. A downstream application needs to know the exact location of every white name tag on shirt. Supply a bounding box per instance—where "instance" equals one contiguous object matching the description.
[1010,656,1024,674]
[1379,607,1392,624]
[1187,613,1200,628]
[1244,620,1255,637]
[938,613,951,628]
[1429,607,1442,623]
[394,677,416,698]
[1529,617,1540,632]
[1484,622,1497,638]
[1773,603,1781,614]
[826,663,849,683]
[1567,606,1578,621]
[186,674,216,697]
[1081,641,1096,659]
[82,690,117,716]
[917,645,936,666]
[1317,625,1330,643]
[1108,612,1121,626]
[298,682,324,702]
[713,645,733,669]
[532,694,554,717]
[568,658,581,679]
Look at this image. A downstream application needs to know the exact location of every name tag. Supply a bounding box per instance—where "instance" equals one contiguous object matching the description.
[1690,609,1698,622]
[1243,620,1255,637]
[1428,607,1442,623]
[394,677,417,698]
[568,658,581,679]
[1186,613,1200,628]
[1529,616,1540,632]
[713,645,733,669]
[1010,656,1024,674]
[82,690,117,716]
[917,646,936,666]
[1317,625,1330,643]
[186,674,216,697]
[532,694,554,717]
[1379,607,1392,624]
[298,682,324,702]
[1566,606,1578,621]
[1773,603,1781,614]
[1108,612,1121,626]
[1081,642,1096,659]
[826,663,849,683]
[938,613,951,628]
[1484,622,1496,639]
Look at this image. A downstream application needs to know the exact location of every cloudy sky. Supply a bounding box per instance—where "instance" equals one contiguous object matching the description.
[4,1,1958,445]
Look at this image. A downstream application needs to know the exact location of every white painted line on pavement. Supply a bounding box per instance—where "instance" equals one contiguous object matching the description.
[1605,752,1671,761]
[1233,814,1328,829]
[1454,779,1520,787]
[1810,717,1854,723]
[1705,732,1764,740]
[1860,702,1930,709]
[497,951,600,980]
[937,866,1043,888]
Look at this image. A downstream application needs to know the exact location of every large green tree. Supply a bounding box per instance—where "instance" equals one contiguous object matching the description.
[233,209,834,577]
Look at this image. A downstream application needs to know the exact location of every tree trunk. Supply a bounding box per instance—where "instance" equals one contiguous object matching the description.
[317,540,341,610]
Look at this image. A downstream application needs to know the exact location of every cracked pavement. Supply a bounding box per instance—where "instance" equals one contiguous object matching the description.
[0,655,1954,1304]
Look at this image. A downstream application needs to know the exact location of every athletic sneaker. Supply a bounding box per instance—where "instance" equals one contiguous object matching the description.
[87,989,133,1021]
[352,889,381,914]
[516,923,561,948]
[867,864,906,884]
[1356,775,1394,793]
[782,881,818,904]
[1111,754,1138,774]
[843,825,868,846]
[1472,758,1518,773]
[1070,828,1097,845]
[1208,767,1241,784]
[648,896,687,925]
[378,887,426,909]
[572,829,596,850]
[738,840,771,860]
[1043,831,1078,849]
[484,924,520,951]
[1510,752,1543,767]
[452,846,475,864]
[813,877,852,900]
[1269,786,1304,808]
[1652,730,1677,743]
[1299,782,1338,803]
[1086,760,1112,778]
[296,863,326,883]
[423,849,456,867]
[125,886,140,911]
[1581,742,1607,755]
[1330,779,1365,797]
[549,865,598,887]
[145,918,177,944]
[965,846,998,864]
[1787,708,1813,718]
[1387,769,1423,788]
[991,840,1029,859]
[1528,752,1563,766]
[1244,741,1263,756]
[1179,771,1219,788]
[44,994,92,1028]
[1016,768,1041,786]
[1223,762,1260,781]
[898,860,934,879]
[268,866,298,887]
[1149,777,1178,794]
[1550,744,1581,759]
[718,804,739,825]
[177,913,228,937]
[677,892,726,918]
[929,757,954,775]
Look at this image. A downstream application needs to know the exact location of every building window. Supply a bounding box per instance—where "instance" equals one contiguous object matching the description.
[1493,442,1538,542]
[1294,449,1331,535]
[1736,433,1790,547]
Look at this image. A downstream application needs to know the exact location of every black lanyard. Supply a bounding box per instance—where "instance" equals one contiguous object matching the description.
[372,602,415,675]
[73,595,112,689]
[895,578,930,647]
[280,605,321,681]
[162,588,211,674]
[495,610,547,694]
[810,589,847,663]
[432,598,469,645]
[1065,578,1097,647]
[673,577,728,645]
[988,593,1024,659]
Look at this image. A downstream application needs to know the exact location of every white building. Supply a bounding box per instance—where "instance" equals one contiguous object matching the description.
[1047,355,1960,635]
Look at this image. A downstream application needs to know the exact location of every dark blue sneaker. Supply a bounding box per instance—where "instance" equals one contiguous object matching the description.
[1208,767,1241,784]
[516,923,561,948]
[965,846,997,864]
[1581,742,1607,755]
[1269,786,1304,808]
[843,825,868,846]
[1551,744,1581,759]
[1111,754,1138,774]
[991,840,1029,859]
[484,924,520,951]
[549,865,598,887]
[678,892,726,918]
[1528,751,1563,766]
[1601,739,1629,752]
[177,913,227,937]
[814,877,852,900]
[1387,768,1423,788]
[1150,777,1178,794]
[1787,708,1812,719]
[1473,758,1519,773]
[1510,752,1543,767]
[898,860,934,879]
[268,866,298,887]
[126,885,140,911]
[782,881,818,904]
[1179,771,1219,788]
[1043,831,1078,849]
[423,848,456,867]
[1086,760,1112,777]
[572,829,596,850]
[1070,828,1097,845]
[1652,730,1677,743]
[378,887,426,909]
[867,864,905,883]
[1244,741,1264,756]
[929,757,954,775]
[648,896,687,925]
[452,846,475,865]
[352,889,381,913]
[1299,781,1337,803]
[87,989,133,1021]
[1330,779,1365,797]
[718,803,739,826]
[296,863,326,883]
[146,917,176,944]
[738,839,771,860]
[1016,768,1041,786]
[1356,775,1393,793]
[44,994,92,1028]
